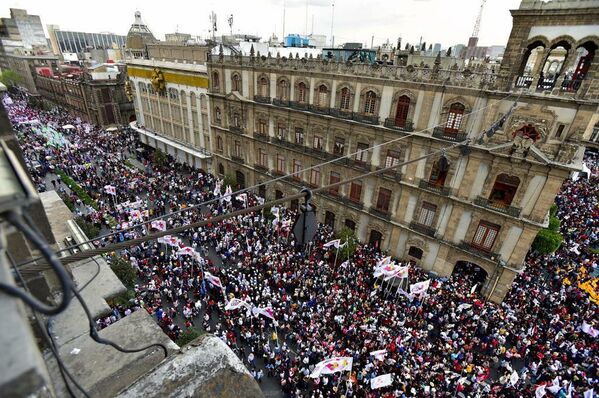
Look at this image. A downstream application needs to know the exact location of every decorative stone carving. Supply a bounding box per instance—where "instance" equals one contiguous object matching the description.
[150,68,166,93]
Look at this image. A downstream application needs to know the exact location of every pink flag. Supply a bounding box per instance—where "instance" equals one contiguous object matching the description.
[205,271,223,288]
[310,357,353,378]
[409,280,431,296]
[383,265,409,280]
[151,220,167,231]
[251,306,275,320]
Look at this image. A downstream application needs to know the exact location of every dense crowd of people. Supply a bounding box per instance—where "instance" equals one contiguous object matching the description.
[6,91,597,397]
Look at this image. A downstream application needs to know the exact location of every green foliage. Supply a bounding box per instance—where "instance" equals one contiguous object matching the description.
[532,229,563,255]
[549,203,558,217]
[59,193,76,212]
[75,218,100,239]
[223,173,237,189]
[0,69,21,88]
[338,227,358,261]
[55,169,99,210]
[548,216,561,233]
[152,148,168,168]
[110,256,137,290]
[108,288,136,307]
[446,47,452,57]
[176,327,201,347]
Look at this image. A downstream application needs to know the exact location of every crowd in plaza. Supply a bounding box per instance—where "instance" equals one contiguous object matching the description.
[6,91,597,398]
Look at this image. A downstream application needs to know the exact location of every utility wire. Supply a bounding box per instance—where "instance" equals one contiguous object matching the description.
[16,91,518,268]
[36,139,467,266]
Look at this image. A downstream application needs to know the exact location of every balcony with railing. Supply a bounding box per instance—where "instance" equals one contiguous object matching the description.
[308,105,331,115]
[254,163,269,173]
[369,207,391,220]
[384,118,414,132]
[254,132,270,143]
[459,241,500,262]
[272,98,291,107]
[561,78,583,93]
[432,127,467,142]
[537,76,556,90]
[289,101,308,110]
[409,221,436,238]
[377,168,402,183]
[253,95,271,104]
[418,179,451,196]
[342,197,363,211]
[229,125,245,135]
[353,113,379,125]
[474,196,522,217]
[328,108,352,120]
[231,155,245,164]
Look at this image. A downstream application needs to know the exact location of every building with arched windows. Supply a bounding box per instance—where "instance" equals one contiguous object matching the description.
[124,12,213,170]
[206,0,599,303]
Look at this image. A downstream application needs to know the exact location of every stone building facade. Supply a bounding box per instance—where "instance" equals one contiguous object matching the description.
[204,0,598,303]
[35,74,89,121]
[124,11,213,170]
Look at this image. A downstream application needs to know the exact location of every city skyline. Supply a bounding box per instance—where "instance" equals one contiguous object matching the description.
[4,0,520,48]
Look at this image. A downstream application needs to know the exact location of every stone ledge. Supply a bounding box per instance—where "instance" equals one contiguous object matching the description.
[117,334,263,398]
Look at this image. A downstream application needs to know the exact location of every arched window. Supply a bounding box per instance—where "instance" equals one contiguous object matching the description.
[445,103,465,135]
[215,107,222,123]
[232,74,241,91]
[364,91,377,115]
[217,136,223,151]
[212,71,220,90]
[429,155,450,187]
[340,87,351,111]
[317,85,328,107]
[259,77,269,97]
[395,95,410,128]
[278,79,289,100]
[297,82,307,103]
[513,124,540,142]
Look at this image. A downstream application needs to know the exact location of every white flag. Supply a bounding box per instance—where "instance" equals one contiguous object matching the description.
[225,298,250,311]
[251,306,275,320]
[383,266,409,281]
[584,388,595,398]
[369,349,387,361]
[104,185,116,195]
[224,185,233,202]
[376,256,391,267]
[205,271,223,288]
[409,280,431,295]
[547,378,561,394]
[323,239,341,248]
[151,220,167,231]
[310,357,353,378]
[370,374,393,390]
[535,385,546,398]
[157,235,170,244]
[581,322,599,338]
[176,246,195,256]
[509,370,519,386]
[271,206,280,220]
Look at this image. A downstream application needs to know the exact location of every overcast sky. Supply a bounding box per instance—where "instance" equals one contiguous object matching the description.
[4,0,521,48]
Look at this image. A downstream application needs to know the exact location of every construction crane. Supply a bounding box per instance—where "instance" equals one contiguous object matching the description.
[472,0,487,38]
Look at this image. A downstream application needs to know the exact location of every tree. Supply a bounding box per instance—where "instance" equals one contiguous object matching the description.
[75,218,100,239]
[421,42,426,52]
[0,69,21,89]
[404,42,410,51]
[338,227,358,261]
[110,256,137,289]
[446,47,452,57]
[548,215,560,233]
[152,148,168,169]
[532,229,563,255]
[409,46,415,55]
[223,173,237,188]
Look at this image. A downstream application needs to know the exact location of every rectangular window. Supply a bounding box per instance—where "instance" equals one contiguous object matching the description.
[277,124,287,140]
[349,181,362,202]
[310,168,320,186]
[334,137,345,155]
[385,150,400,168]
[329,172,340,195]
[259,120,267,134]
[376,188,392,212]
[555,124,565,139]
[292,160,302,179]
[472,222,500,251]
[234,140,241,157]
[295,128,304,145]
[277,155,285,172]
[259,149,267,166]
[313,135,323,150]
[418,202,437,227]
[356,143,369,163]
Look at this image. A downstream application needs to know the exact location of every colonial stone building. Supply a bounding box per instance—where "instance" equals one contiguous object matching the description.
[205,0,598,302]
[124,12,213,170]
